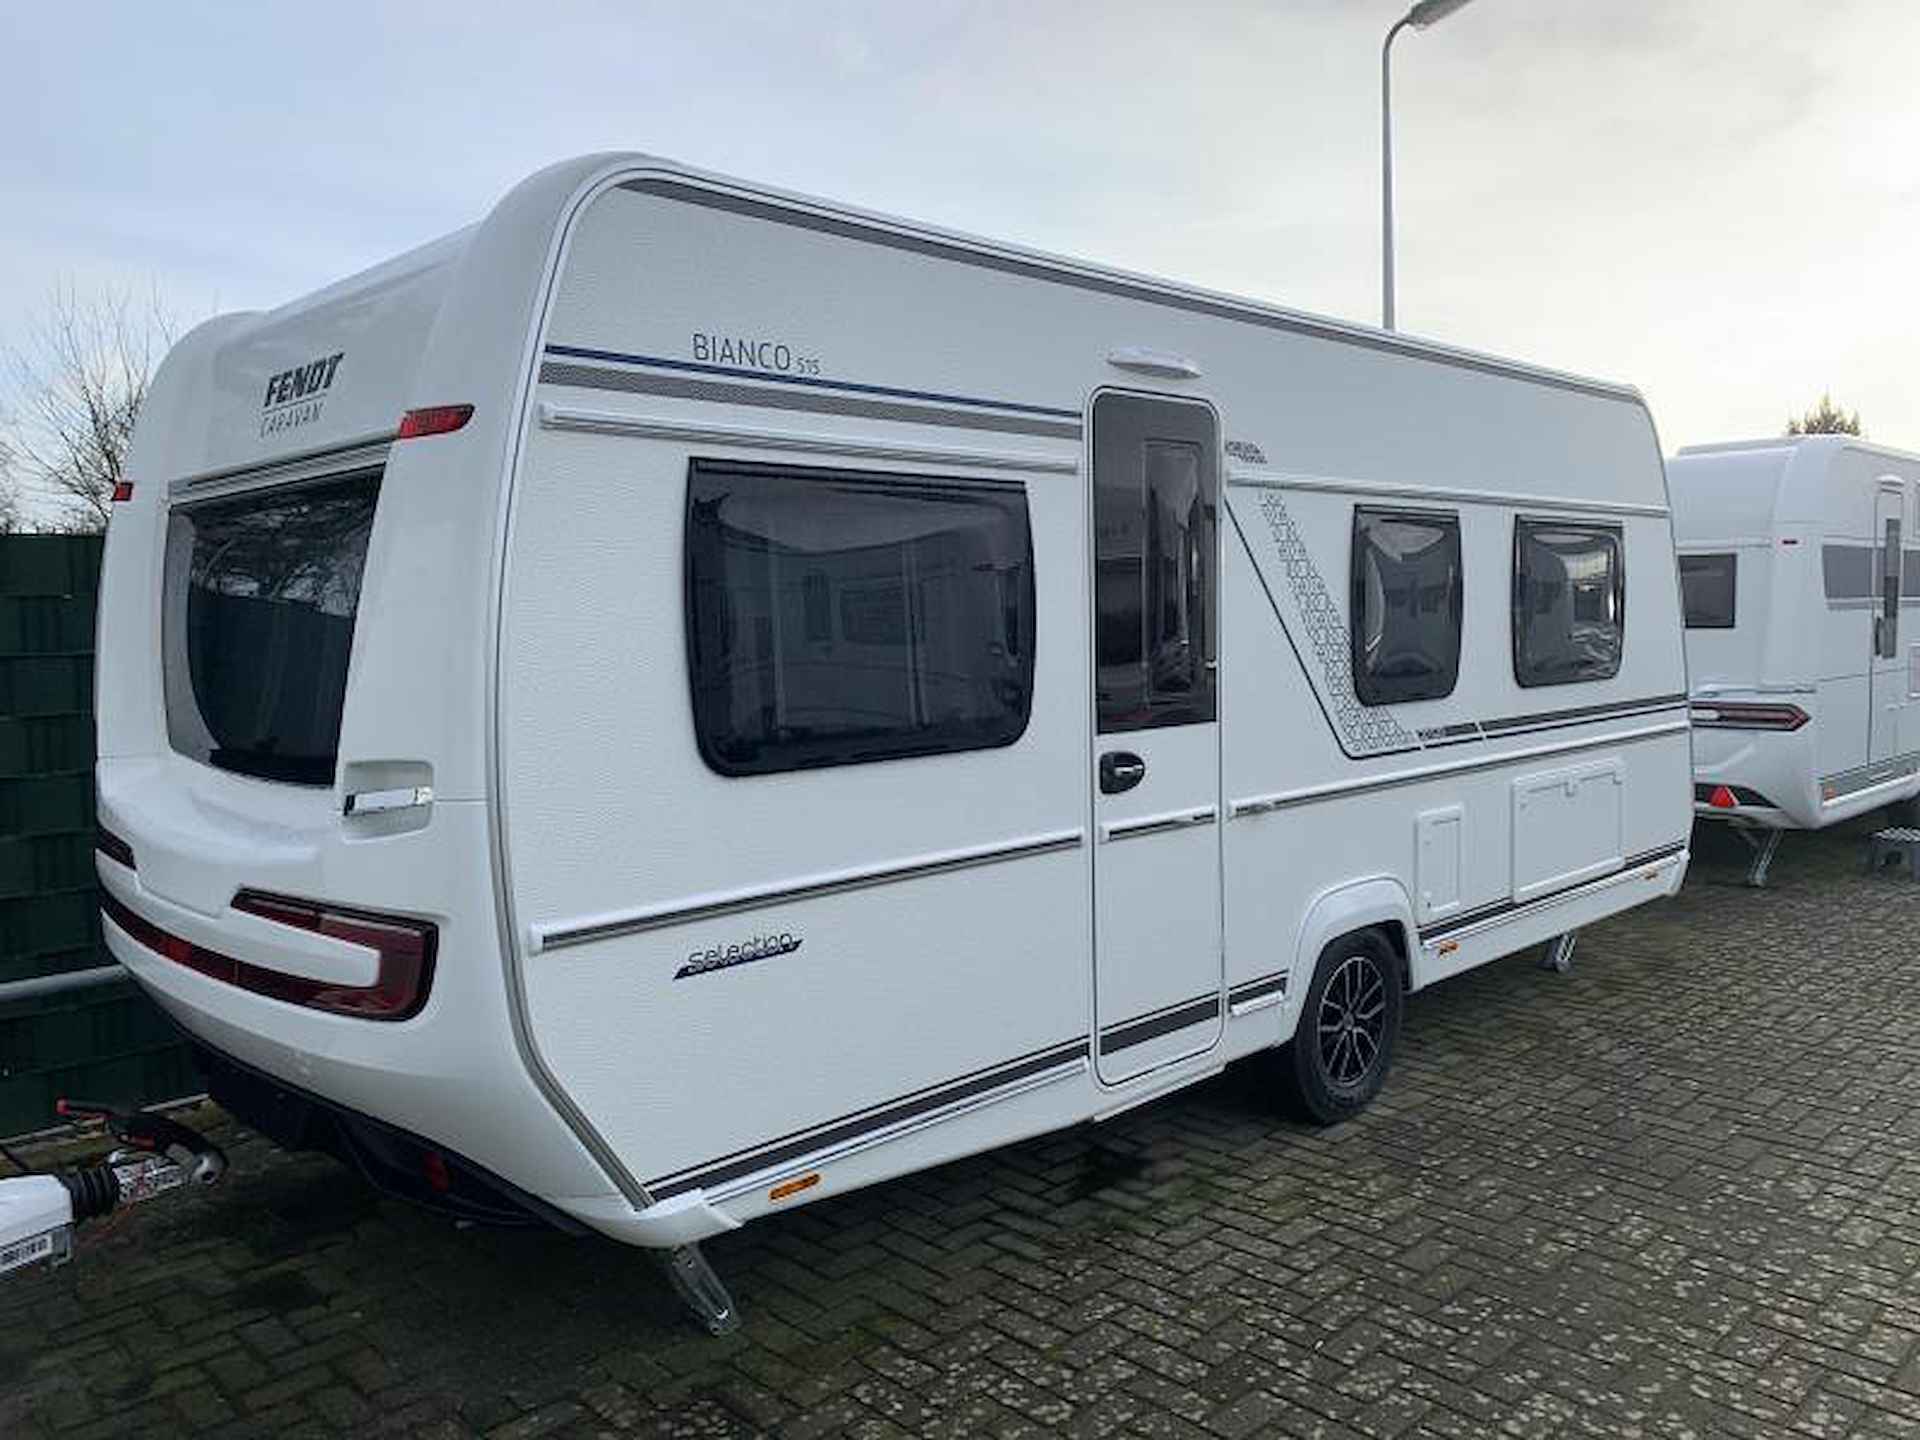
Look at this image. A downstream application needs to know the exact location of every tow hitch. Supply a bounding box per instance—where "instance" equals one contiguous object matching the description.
[0,1101,226,1280]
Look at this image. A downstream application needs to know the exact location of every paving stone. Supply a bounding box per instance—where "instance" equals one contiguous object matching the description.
[10,820,1920,1436]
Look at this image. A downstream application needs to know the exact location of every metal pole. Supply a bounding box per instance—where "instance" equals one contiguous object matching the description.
[1382,16,1411,331]
[0,965,128,1004]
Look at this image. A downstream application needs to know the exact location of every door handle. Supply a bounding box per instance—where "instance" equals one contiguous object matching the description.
[1099,751,1146,795]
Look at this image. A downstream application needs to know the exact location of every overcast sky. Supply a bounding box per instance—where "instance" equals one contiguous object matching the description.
[3,0,1916,513]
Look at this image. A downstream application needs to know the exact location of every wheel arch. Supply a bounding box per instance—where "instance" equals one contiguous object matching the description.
[1290,875,1417,1009]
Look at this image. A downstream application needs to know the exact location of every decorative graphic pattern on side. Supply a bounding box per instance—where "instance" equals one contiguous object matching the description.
[1251,490,1417,757]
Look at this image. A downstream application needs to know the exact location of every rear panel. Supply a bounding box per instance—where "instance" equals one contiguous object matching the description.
[92,161,634,1214]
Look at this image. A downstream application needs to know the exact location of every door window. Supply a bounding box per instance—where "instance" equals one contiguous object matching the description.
[1093,395,1218,733]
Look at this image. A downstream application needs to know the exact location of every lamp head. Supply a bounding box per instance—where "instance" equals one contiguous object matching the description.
[1407,0,1476,28]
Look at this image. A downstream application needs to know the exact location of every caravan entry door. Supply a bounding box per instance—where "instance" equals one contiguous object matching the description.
[1870,484,1904,763]
[1088,392,1224,1084]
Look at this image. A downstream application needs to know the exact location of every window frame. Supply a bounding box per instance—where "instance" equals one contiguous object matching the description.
[1510,516,1627,689]
[681,456,1037,779]
[1347,505,1464,706]
[1677,551,1738,630]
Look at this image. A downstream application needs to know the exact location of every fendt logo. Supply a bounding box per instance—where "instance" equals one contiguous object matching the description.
[259,351,344,438]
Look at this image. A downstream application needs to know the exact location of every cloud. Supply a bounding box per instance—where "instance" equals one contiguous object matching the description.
[1,0,1915,467]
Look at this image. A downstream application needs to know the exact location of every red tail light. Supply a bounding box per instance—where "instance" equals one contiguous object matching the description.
[102,892,435,1021]
[395,404,473,440]
[110,482,135,503]
[1690,702,1809,732]
[95,824,136,871]
[232,891,437,1019]
[1708,785,1737,810]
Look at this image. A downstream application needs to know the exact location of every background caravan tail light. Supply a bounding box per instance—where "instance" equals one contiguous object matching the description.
[104,892,436,1020]
[1689,701,1809,732]
[394,404,473,440]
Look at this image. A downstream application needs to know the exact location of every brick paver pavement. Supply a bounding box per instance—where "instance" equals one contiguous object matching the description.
[5,818,1920,1439]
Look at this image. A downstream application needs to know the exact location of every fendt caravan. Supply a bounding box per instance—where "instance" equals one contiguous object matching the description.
[97,154,1691,1328]
[1670,437,1920,883]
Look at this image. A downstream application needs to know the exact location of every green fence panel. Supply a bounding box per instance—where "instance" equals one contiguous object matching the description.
[0,533,197,1138]
[0,715,93,779]
[0,535,103,598]
[0,594,97,658]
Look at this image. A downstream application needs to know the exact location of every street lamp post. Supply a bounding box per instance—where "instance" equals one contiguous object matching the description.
[1381,0,1477,331]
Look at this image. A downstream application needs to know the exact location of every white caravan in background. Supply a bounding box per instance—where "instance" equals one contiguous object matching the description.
[96,153,1691,1329]
[1670,437,1920,883]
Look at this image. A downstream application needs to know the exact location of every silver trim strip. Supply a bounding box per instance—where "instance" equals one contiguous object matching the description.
[535,828,1086,952]
[1420,847,1687,949]
[1230,718,1690,817]
[169,434,395,500]
[1101,807,1218,842]
[701,1055,1086,1205]
[1227,468,1671,519]
[491,168,663,1209]
[1820,753,1920,805]
[538,402,1078,475]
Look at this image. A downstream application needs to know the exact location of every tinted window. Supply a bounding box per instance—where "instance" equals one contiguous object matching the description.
[1824,544,1872,601]
[162,471,380,785]
[1350,508,1462,704]
[1679,552,1737,628]
[684,459,1034,776]
[1513,519,1624,687]
[1880,518,1902,658]
[1094,396,1217,732]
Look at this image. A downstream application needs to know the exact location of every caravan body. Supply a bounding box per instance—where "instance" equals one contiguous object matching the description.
[1671,437,1920,830]
[97,154,1690,1252]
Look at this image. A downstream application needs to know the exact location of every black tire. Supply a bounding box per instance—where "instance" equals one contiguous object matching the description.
[1276,929,1403,1125]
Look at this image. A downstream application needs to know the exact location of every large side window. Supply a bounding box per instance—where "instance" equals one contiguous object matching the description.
[1349,508,1462,705]
[1512,518,1625,687]
[1093,396,1218,733]
[684,459,1035,776]
[1678,552,1737,629]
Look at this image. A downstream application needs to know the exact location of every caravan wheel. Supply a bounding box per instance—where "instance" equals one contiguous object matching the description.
[1278,931,1403,1125]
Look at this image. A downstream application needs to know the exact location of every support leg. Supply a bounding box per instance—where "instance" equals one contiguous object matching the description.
[1736,826,1783,888]
[1538,930,1578,974]
[663,1243,740,1336]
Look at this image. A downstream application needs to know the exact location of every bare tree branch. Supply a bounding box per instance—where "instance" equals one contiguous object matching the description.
[3,285,174,532]
[0,442,20,535]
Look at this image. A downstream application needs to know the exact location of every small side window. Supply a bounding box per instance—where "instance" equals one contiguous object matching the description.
[1678,552,1737,629]
[1349,508,1462,705]
[684,459,1036,776]
[1513,518,1624,687]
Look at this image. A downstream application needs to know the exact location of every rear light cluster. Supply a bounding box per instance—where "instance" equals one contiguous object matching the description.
[1693,782,1779,810]
[102,891,436,1021]
[1690,701,1809,732]
[395,404,473,440]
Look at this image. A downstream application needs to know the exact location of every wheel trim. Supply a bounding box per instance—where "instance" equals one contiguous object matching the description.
[1316,953,1388,1089]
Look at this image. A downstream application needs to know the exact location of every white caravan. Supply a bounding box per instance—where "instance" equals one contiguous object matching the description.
[1670,437,1920,882]
[96,153,1690,1327]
